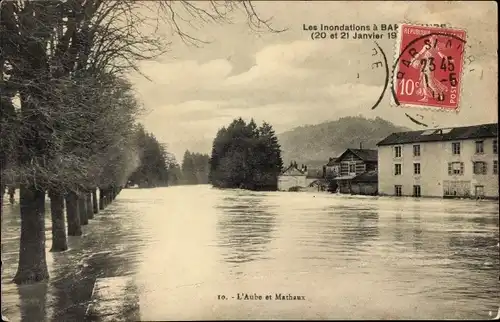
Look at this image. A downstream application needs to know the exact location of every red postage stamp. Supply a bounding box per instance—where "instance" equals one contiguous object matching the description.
[392,24,467,111]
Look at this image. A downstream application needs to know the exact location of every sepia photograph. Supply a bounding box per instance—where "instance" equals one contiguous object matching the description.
[0,0,498,321]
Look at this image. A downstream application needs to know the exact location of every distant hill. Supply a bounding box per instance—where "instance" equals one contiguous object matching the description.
[277,116,410,166]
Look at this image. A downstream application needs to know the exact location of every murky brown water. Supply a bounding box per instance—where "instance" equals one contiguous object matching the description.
[1,185,499,320]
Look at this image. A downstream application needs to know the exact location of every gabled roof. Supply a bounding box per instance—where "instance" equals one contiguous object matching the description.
[336,148,378,163]
[377,123,498,146]
[351,170,378,183]
[326,157,339,166]
[281,164,305,175]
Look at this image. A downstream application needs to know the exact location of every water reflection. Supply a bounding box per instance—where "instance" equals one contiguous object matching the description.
[446,232,499,302]
[412,214,423,251]
[216,196,276,265]
[2,188,499,320]
[338,210,379,249]
[19,282,48,322]
[394,212,403,243]
[2,199,143,321]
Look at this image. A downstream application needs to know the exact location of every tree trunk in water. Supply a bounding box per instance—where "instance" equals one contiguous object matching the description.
[78,194,88,225]
[13,185,49,284]
[99,188,105,210]
[86,192,94,220]
[8,187,15,204]
[65,191,82,236]
[49,191,68,252]
[0,183,4,210]
[92,188,98,214]
[105,188,111,206]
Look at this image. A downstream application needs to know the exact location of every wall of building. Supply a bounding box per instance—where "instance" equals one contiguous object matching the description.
[325,165,340,178]
[305,178,318,187]
[338,181,350,193]
[278,175,307,191]
[378,138,498,198]
[351,182,378,195]
[339,152,366,176]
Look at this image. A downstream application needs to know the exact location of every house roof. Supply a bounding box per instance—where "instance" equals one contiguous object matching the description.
[326,157,339,166]
[336,148,378,162]
[377,123,498,146]
[351,170,378,183]
[281,164,305,175]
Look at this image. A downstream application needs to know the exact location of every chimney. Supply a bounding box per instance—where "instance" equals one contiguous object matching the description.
[359,142,363,149]
[329,157,333,162]
[304,165,308,172]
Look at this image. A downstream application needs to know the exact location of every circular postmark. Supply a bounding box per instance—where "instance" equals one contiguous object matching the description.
[390,25,467,112]
[369,41,390,111]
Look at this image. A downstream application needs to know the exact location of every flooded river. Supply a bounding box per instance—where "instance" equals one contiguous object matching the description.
[1,185,499,320]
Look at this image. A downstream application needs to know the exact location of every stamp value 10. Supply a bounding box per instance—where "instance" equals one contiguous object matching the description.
[393,24,467,111]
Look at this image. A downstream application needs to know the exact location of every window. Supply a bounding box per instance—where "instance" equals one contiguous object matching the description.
[348,163,356,174]
[494,139,498,154]
[452,142,460,155]
[475,141,484,154]
[413,144,420,157]
[413,163,421,175]
[394,146,402,158]
[473,161,487,175]
[413,185,421,197]
[494,160,498,175]
[394,163,402,175]
[448,162,464,175]
[395,185,402,196]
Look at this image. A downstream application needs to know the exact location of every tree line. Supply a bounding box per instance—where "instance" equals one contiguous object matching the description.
[209,118,283,190]
[156,150,210,186]
[0,1,279,287]
[180,151,210,185]
[127,126,170,188]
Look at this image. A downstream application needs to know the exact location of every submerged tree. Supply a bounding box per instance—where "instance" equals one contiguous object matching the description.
[209,118,283,191]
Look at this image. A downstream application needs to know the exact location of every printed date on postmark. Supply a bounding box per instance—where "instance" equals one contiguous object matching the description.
[392,24,466,111]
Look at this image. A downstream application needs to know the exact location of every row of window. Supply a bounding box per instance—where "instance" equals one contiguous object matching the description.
[448,161,498,175]
[393,139,498,158]
[394,185,421,197]
[394,184,486,197]
[393,160,499,175]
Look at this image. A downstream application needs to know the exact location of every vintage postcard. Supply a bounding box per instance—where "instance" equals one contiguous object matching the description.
[1,1,498,321]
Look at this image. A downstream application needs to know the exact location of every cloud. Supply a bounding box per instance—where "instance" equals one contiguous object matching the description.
[130,1,497,161]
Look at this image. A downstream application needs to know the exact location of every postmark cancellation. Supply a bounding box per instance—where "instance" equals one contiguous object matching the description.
[392,24,467,112]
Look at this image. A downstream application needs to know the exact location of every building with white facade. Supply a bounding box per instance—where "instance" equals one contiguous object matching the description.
[278,163,307,191]
[278,162,322,191]
[377,123,498,199]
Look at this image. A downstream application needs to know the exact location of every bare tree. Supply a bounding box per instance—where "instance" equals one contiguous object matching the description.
[1,0,282,284]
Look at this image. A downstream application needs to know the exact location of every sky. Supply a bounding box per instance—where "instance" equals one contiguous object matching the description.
[128,1,498,163]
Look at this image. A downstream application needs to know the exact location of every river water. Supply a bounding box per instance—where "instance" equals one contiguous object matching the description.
[1,185,499,320]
